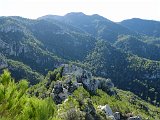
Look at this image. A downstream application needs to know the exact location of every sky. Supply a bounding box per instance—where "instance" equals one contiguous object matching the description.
[0,0,159,22]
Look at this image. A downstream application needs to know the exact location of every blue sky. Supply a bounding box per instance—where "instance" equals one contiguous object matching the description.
[0,0,159,22]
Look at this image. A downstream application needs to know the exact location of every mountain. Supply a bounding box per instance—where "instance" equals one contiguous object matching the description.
[84,40,160,104]
[0,13,160,117]
[28,19,96,61]
[0,17,63,74]
[114,35,160,61]
[39,12,136,43]
[0,16,97,82]
[0,54,43,84]
[120,18,160,37]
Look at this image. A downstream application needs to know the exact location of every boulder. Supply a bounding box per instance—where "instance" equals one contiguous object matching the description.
[128,116,141,120]
[98,105,113,116]
[109,115,116,120]
[53,82,63,94]
[114,112,120,120]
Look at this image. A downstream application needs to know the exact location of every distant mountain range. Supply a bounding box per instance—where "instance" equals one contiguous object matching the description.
[0,12,160,106]
[120,18,160,37]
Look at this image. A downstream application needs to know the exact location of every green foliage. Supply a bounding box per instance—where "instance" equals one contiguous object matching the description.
[28,67,64,99]
[1,14,160,120]
[58,88,92,120]
[85,39,160,105]
[46,66,64,82]
[114,35,160,61]
[7,59,44,84]
[56,83,160,120]
[0,69,11,86]
[58,96,86,120]
[1,69,160,120]
[91,89,160,120]
[73,87,90,102]
[0,70,57,120]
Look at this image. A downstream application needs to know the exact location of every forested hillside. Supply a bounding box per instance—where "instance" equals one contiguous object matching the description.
[0,12,160,120]
[1,66,160,120]
[120,18,160,37]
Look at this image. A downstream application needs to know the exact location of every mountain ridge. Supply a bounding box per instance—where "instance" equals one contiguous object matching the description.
[120,18,160,37]
[0,12,160,106]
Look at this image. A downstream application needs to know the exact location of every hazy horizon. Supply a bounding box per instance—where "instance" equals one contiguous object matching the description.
[0,0,159,22]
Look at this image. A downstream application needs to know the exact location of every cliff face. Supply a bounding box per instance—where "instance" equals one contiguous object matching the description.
[0,54,8,69]
[0,18,65,75]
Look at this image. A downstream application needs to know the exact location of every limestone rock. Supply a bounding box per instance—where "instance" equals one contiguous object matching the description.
[98,104,117,120]
[113,112,120,120]
[98,105,113,116]
[51,82,69,104]
[61,64,114,94]
[52,64,115,104]
[0,55,8,69]
[128,116,141,120]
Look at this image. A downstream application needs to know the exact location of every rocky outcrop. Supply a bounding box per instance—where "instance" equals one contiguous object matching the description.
[128,116,141,120]
[0,40,30,57]
[51,80,78,104]
[51,82,67,104]
[62,64,114,94]
[98,105,113,116]
[0,54,8,69]
[98,104,120,120]
[51,64,115,104]
[0,25,23,33]
[0,60,8,69]
[98,104,141,120]
[113,112,120,120]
